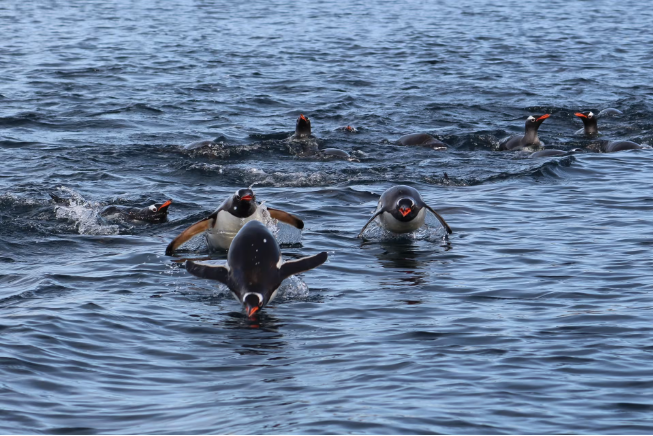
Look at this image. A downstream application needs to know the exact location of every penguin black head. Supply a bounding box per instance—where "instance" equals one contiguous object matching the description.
[243,292,263,317]
[392,197,419,222]
[575,111,598,135]
[140,199,172,222]
[295,114,311,138]
[525,114,550,130]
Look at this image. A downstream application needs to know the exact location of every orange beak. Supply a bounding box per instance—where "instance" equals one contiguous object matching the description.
[157,199,172,211]
[299,114,307,121]
[536,114,550,122]
[247,305,260,317]
[241,195,253,201]
[574,112,588,119]
[399,207,411,217]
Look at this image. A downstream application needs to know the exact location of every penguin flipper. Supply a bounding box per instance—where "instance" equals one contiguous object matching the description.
[279,252,328,281]
[424,205,453,235]
[185,260,229,285]
[356,211,383,238]
[165,218,211,255]
[267,208,304,229]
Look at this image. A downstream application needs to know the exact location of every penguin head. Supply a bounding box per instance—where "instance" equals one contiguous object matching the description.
[526,114,550,129]
[243,292,264,317]
[234,188,255,205]
[574,111,599,134]
[142,199,172,221]
[393,197,418,222]
[295,114,312,138]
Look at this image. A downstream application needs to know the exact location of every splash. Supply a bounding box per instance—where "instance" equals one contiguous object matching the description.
[358,211,449,243]
[52,187,119,235]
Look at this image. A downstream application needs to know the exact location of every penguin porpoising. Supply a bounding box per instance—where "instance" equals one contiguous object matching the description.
[185,220,328,317]
[165,188,303,255]
[357,185,452,238]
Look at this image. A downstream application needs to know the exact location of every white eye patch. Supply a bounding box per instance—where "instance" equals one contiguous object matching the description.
[527,116,536,122]
[149,205,157,212]
[588,112,594,118]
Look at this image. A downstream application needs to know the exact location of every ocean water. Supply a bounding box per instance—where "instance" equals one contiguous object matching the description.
[2,0,653,433]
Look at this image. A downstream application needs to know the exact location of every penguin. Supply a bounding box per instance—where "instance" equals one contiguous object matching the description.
[185,220,328,317]
[165,188,303,255]
[101,199,172,223]
[338,125,358,133]
[499,114,550,150]
[529,148,584,158]
[292,114,312,140]
[604,141,643,153]
[574,111,599,135]
[357,185,452,238]
[396,133,447,150]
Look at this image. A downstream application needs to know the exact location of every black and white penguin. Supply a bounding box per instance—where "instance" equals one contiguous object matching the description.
[574,111,599,135]
[499,114,550,150]
[185,220,328,317]
[165,188,303,255]
[396,133,447,150]
[101,199,173,223]
[357,185,452,238]
[292,114,312,139]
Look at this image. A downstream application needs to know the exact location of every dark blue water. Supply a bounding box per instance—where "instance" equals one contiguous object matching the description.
[2,0,653,433]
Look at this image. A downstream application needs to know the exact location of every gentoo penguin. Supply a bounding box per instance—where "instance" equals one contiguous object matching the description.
[339,125,358,133]
[357,185,452,238]
[165,188,303,255]
[604,141,644,152]
[292,114,312,139]
[186,220,328,317]
[574,111,599,135]
[499,114,550,150]
[529,148,583,158]
[396,133,447,150]
[101,199,173,223]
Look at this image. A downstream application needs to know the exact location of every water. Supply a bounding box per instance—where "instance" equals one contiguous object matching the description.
[2,0,653,433]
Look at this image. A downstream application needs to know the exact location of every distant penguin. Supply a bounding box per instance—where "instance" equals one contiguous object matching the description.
[574,111,599,135]
[338,125,358,133]
[186,220,328,317]
[292,114,312,140]
[357,185,452,238]
[396,133,447,150]
[101,199,173,223]
[499,114,550,150]
[165,188,303,255]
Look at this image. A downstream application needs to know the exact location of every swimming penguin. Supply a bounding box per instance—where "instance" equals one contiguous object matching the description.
[292,114,312,140]
[357,185,452,238]
[185,220,328,317]
[101,199,173,223]
[396,133,447,150]
[165,188,303,255]
[604,141,644,152]
[574,111,599,135]
[499,114,550,150]
[338,125,358,133]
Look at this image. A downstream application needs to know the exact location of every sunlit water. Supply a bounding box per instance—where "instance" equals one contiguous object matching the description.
[2,0,653,433]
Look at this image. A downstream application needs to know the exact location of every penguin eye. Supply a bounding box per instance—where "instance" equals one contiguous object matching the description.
[149,205,157,212]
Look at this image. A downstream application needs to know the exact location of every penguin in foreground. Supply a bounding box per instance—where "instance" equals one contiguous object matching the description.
[357,185,452,238]
[186,220,328,317]
[499,114,550,150]
[100,199,173,223]
[291,114,312,140]
[165,188,303,255]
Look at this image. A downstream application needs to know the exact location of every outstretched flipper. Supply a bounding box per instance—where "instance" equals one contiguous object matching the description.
[356,210,383,238]
[185,260,229,285]
[165,218,211,255]
[424,204,452,235]
[267,207,304,229]
[279,252,328,281]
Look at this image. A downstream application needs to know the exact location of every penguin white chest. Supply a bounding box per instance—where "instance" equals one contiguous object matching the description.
[206,208,266,249]
[379,209,425,233]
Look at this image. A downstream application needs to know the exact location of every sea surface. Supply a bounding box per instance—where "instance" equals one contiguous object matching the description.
[2,0,653,434]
